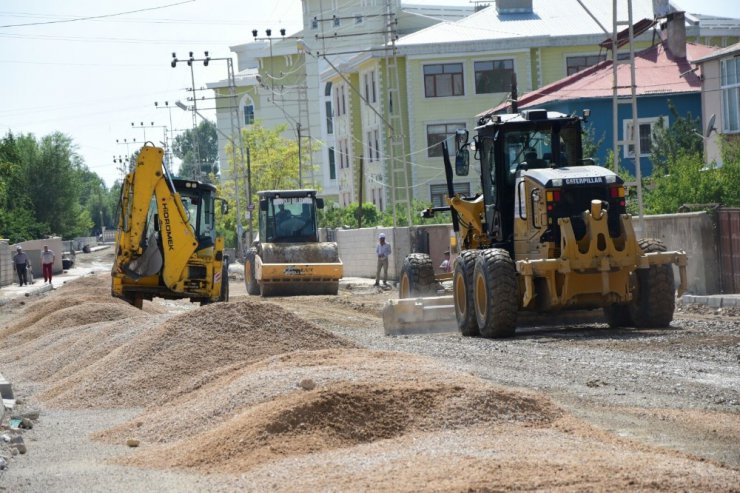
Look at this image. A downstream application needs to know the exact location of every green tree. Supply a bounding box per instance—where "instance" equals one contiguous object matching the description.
[650,100,702,175]
[582,123,605,162]
[217,122,314,248]
[644,152,723,213]
[173,119,219,182]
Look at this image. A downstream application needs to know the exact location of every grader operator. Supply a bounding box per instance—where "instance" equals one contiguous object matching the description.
[111,144,229,308]
[386,109,687,337]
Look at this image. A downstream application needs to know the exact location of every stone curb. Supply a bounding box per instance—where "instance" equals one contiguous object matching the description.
[0,283,53,307]
[680,294,739,309]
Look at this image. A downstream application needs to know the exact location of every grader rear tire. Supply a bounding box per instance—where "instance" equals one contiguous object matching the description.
[473,249,518,339]
[399,253,435,299]
[453,250,480,337]
[244,248,260,295]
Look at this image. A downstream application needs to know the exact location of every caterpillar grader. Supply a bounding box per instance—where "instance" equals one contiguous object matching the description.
[384,109,687,337]
[111,144,230,308]
[244,189,343,297]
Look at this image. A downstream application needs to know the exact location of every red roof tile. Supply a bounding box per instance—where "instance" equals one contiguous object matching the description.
[484,42,717,117]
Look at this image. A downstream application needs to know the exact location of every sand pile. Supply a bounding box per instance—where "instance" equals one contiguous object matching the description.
[39,300,357,408]
[121,375,558,473]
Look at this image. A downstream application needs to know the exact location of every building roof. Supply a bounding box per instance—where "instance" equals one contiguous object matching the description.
[396,0,661,47]
[483,41,717,116]
[692,40,740,63]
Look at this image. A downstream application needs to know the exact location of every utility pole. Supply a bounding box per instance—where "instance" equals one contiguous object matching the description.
[172,50,253,257]
[171,52,204,180]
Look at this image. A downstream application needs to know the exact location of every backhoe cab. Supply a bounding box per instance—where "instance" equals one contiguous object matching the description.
[388,110,687,337]
[244,190,343,297]
[111,145,229,308]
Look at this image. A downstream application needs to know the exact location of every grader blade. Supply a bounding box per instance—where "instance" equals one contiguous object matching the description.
[382,296,457,335]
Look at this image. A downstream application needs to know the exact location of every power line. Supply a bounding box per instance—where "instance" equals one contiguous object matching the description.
[0,1,195,29]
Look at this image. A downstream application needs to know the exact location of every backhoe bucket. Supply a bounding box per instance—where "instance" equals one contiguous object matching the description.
[382,296,457,335]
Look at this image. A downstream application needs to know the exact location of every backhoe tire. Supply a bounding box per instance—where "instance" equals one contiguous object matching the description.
[399,253,436,299]
[244,248,260,296]
[473,248,518,339]
[453,250,480,337]
[219,264,230,302]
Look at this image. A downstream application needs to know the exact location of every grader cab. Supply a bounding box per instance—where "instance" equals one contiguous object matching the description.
[385,109,687,337]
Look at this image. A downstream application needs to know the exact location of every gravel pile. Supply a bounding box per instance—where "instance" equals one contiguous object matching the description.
[95,348,555,445]
[39,300,357,409]
[120,375,558,473]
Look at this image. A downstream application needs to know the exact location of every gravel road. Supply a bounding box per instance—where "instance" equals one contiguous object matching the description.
[0,246,738,491]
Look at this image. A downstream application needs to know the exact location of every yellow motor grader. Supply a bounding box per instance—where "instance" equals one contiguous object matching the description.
[385,109,687,337]
[111,144,230,308]
[244,189,343,297]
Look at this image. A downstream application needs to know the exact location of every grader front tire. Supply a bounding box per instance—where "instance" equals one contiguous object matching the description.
[630,239,676,328]
[399,253,435,299]
[453,251,480,337]
[603,238,676,328]
[473,249,518,339]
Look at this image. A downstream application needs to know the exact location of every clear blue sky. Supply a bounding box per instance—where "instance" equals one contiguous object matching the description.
[0,0,737,187]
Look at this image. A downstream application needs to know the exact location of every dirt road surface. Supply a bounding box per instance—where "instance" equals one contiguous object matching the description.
[0,246,738,492]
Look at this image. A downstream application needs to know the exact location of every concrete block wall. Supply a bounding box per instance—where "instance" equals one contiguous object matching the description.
[0,240,12,287]
[634,212,719,295]
[333,212,719,292]
[336,227,412,280]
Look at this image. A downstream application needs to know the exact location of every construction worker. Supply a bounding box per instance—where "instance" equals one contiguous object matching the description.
[12,246,30,286]
[439,251,452,273]
[41,245,56,284]
[374,233,391,287]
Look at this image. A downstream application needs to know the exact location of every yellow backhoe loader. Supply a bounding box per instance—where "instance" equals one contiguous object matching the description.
[111,144,229,308]
[385,109,687,337]
[244,189,343,296]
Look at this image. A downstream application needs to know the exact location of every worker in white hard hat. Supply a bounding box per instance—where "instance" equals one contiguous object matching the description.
[374,232,391,287]
[12,246,30,286]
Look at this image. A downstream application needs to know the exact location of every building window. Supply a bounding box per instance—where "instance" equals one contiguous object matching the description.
[324,82,332,96]
[430,183,470,208]
[334,85,347,117]
[427,123,466,157]
[328,147,336,179]
[366,131,374,162]
[364,73,370,102]
[474,59,514,94]
[721,57,740,132]
[623,117,666,158]
[566,54,606,75]
[311,17,318,30]
[243,104,254,125]
[333,15,340,27]
[371,70,377,103]
[325,101,333,134]
[373,129,380,160]
[424,63,464,98]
